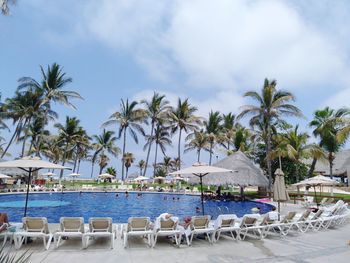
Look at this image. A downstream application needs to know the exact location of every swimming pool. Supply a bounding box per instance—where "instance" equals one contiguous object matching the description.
[0,192,273,223]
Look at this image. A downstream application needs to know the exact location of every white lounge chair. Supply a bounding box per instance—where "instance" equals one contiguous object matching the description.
[0,223,10,246]
[185,215,214,245]
[54,217,85,248]
[83,217,115,249]
[237,214,261,240]
[14,217,53,250]
[123,217,153,248]
[212,214,239,242]
[291,210,311,232]
[153,217,181,247]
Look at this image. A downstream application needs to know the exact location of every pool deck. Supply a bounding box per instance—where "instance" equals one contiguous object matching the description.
[3,203,350,263]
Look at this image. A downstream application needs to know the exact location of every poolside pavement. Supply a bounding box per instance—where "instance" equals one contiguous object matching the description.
[4,203,350,263]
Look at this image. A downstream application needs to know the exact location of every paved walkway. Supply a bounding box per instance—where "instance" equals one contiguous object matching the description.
[4,204,350,263]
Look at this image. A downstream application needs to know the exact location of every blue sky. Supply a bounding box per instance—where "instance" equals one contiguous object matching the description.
[1,0,350,178]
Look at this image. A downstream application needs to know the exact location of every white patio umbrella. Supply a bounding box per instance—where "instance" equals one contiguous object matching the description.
[98,173,115,179]
[293,175,339,203]
[133,176,149,182]
[0,157,70,216]
[169,162,232,215]
[273,169,289,218]
[41,172,56,177]
[0,173,11,179]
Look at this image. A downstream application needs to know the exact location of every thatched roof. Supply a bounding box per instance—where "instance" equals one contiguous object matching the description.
[191,151,269,187]
[304,149,350,176]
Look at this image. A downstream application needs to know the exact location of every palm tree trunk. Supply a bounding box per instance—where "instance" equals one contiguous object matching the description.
[99,165,103,175]
[126,167,129,179]
[177,129,182,169]
[77,159,81,173]
[36,108,49,156]
[329,153,334,179]
[73,148,79,172]
[153,143,158,177]
[139,167,142,176]
[60,144,69,178]
[308,157,317,178]
[143,122,154,176]
[266,126,273,193]
[1,120,22,158]
[28,140,34,155]
[209,141,213,165]
[121,129,127,181]
[90,160,95,178]
[197,149,201,162]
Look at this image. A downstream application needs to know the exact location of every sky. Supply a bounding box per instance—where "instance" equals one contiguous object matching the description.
[1,0,350,178]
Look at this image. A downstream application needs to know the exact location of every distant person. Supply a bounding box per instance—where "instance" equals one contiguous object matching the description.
[163,196,167,200]
[125,191,129,198]
[251,207,261,214]
[177,197,180,201]
[115,193,119,198]
[173,197,176,201]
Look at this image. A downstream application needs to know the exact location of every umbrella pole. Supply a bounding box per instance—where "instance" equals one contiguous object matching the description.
[200,175,205,215]
[278,201,280,220]
[24,168,32,217]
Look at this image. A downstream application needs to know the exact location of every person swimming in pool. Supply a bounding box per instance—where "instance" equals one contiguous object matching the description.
[125,191,129,198]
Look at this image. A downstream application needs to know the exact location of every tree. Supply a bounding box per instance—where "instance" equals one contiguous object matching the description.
[238,79,302,191]
[136,160,147,176]
[91,129,120,177]
[204,111,222,165]
[309,107,350,178]
[169,98,201,169]
[1,90,46,158]
[159,156,176,174]
[123,152,135,179]
[185,130,209,162]
[220,112,237,150]
[55,116,83,178]
[18,63,82,156]
[1,0,16,15]
[106,167,117,176]
[141,92,170,176]
[144,124,172,177]
[103,99,146,180]
[271,125,325,183]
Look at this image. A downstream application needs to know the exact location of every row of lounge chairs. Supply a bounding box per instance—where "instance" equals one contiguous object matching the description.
[1,200,349,250]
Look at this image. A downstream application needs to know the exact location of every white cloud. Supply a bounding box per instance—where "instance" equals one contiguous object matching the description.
[323,88,350,109]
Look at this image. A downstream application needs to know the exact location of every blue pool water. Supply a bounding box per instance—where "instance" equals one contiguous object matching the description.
[0,192,273,223]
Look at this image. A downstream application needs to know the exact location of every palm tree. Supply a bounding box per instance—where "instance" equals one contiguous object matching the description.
[238,79,302,191]
[1,90,46,158]
[18,63,82,156]
[55,116,82,178]
[141,92,170,176]
[91,129,120,177]
[220,112,237,150]
[144,124,172,177]
[159,156,175,174]
[136,160,147,176]
[123,152,135,179]
[103,99,146,180]
[106,167,117,176]
[271,125,325,183]
[204,111,222,165]
[310,107,350,178]
[72,128,90,173]
[98,154,109,175]
[169,98,201,169]
[185,130,209,162]
[1,0,15,15]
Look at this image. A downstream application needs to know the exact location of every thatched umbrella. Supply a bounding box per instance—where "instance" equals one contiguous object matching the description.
[273,168,289,217]
[200,151,269,188]
[169,162,231,215]
[0,157,70,216]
